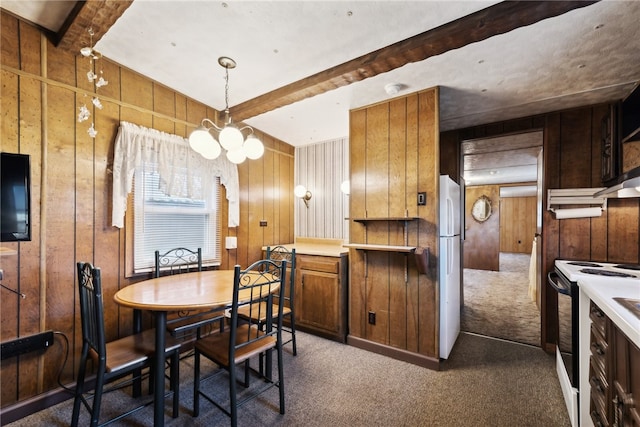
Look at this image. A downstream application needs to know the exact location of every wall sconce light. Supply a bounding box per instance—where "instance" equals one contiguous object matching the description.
[294,185,312,208]
[340,180,350,195]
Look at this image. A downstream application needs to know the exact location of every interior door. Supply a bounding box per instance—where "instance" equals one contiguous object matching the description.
[463,185,500,271]
[535,149,543,307]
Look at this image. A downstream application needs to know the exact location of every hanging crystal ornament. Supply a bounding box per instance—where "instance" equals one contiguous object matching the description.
[78,28,108,138]
[87,123,98,138]
[78,104,90,122]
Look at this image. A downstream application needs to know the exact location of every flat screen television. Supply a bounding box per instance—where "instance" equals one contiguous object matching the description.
[1,152,31,242]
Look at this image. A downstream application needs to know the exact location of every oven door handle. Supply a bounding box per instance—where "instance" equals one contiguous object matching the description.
[547,271,571,296]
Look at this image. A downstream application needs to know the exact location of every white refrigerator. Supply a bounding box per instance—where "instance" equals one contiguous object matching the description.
[439,175,461,359]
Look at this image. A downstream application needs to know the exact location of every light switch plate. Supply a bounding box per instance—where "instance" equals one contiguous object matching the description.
[417,192,426,206]
[225,236,237,249]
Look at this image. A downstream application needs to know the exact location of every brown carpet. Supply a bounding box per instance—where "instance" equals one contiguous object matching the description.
[462,252,541,347]
[5,330,570,426]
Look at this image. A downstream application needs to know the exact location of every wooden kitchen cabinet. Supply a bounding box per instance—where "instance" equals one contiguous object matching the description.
[612,324,640,426]
[589,301,640,427]
[295,254,348,343]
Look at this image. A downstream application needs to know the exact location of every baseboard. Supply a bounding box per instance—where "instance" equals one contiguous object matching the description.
[347,335,441,371]
[0,383,76,425]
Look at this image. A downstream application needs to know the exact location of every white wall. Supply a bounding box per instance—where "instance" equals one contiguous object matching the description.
[294,138,349,239]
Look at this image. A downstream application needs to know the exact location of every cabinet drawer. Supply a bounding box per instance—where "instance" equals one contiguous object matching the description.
[590,302,608,339]
[590,326,609,373]
[297,255,339,274]
[590,408,609,427]
[590,356,609,393]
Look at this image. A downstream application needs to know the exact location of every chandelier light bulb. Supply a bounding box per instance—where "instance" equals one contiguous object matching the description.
[219,124,244,151]
[189,127,214,154]
[200,140,222,160]
[243,135,264,160]
[226,147,247,164]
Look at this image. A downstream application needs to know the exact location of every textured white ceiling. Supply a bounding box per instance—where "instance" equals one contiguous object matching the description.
[3,1,640,149]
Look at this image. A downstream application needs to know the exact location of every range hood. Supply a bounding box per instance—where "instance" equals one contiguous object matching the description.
[594,166,640,198]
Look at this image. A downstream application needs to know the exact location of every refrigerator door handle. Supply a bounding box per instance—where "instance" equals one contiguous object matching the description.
[447,238,453,275]
[446,197,454,236]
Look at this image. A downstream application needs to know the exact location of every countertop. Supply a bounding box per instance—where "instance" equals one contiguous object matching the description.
[263,237,348,257]
[579,276,640,348]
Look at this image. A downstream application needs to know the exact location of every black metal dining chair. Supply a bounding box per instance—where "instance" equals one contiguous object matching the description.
[154,247,224,340]
[237,246,297,356]
[71,262,181,427]
[192,259,287,427]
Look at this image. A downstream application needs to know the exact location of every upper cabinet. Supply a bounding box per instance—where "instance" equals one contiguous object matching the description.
[621,82,640,144]
[601,83,640,185]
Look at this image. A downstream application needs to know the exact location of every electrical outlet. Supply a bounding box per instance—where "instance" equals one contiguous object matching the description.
[417,192,426,206]
[259,220,267,227]
[368,311,376,325]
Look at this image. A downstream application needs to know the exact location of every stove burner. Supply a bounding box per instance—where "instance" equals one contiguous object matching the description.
[568,261,603,267]
[614,264,640,271]
[579,268,637,278]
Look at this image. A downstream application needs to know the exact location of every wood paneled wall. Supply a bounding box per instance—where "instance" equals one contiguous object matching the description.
[348,89,440,367]
[500,195,537,254]
[441,104,640,352]
[0,13,294,409]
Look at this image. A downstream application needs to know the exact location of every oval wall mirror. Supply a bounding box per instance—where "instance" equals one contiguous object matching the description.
[471,195,492,223]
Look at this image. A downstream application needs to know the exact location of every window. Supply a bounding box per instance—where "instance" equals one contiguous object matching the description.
[131,162,221,274]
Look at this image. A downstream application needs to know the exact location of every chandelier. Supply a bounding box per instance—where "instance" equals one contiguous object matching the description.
[188,57,264,164]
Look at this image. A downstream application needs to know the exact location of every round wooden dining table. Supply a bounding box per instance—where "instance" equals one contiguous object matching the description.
[113,269,277,427]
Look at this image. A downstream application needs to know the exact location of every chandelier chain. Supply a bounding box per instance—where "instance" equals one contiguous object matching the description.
[224,66,230,112]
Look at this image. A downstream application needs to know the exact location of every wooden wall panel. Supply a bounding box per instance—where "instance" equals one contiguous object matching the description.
[0,45,20,405]
[416,89,439,358]
[388,98,408,349]
[500,196,536,253]
[1,13,19,68]
[0,12,294,409]
[348,88,439,365]
[348,109,367,338]
[607,199,640,263]
[405,94,420,353]
[19,22,41,75]
[364,103,390,346]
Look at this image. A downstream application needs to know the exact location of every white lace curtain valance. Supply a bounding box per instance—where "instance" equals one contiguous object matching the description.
[111,121,239,228]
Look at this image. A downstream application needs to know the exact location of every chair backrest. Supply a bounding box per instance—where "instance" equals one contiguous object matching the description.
[229,259,287,357]
[77,262,107,363]
[266,246,295,305]
[154,247,202,278]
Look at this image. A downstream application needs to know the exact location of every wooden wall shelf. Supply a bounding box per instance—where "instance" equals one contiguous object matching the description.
[349,217,419,223]
[343,243,416,253]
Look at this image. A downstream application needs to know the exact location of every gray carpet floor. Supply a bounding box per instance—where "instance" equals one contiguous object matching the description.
[462,252,542,347]
[6,330,570,427]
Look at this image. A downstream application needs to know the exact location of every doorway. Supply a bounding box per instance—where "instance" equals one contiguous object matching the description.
[460,131,543,347]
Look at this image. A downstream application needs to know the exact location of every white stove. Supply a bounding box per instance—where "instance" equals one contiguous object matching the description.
[551,259,639,426]
[555,260,640,283]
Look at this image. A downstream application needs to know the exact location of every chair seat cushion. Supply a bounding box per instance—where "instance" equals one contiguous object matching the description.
[195,324,276,366]
[94,329,181,373]
[236,302,291,323]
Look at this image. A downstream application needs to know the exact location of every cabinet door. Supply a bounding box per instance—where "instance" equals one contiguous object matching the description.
[612,327,640,427]
[297,269,340,334]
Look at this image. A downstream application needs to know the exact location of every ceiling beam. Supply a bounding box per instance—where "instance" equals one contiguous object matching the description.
[229,0,598,122]
[54,0,133,52]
